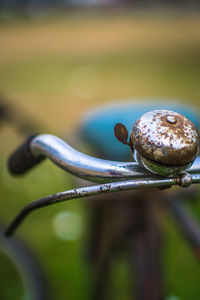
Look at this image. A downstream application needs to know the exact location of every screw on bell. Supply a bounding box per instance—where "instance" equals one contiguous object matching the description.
[166,115,177,124]
[129,110,200,176]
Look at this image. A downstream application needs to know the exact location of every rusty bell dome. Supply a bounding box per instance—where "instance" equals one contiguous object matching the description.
[130,110,199,174]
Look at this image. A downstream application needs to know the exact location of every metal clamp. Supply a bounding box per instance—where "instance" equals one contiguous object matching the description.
[179,172,193,188]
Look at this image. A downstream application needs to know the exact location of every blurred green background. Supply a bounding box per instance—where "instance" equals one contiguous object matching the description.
[0,7,200,300]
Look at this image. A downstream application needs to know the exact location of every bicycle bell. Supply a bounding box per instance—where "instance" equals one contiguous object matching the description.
[114,110,200,176]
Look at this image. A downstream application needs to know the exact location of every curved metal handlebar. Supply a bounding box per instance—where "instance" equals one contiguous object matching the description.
[31,134,200,183]
[31,134,149,182]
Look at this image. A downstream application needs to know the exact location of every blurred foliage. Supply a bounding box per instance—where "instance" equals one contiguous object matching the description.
[0,10,200,300]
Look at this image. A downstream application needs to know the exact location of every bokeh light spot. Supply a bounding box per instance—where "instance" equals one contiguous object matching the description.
[53,211,83,242]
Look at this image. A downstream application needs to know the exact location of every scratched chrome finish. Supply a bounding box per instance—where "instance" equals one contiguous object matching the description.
[134,150,193,176]
[131,110,200,166]
[30,134,200,182]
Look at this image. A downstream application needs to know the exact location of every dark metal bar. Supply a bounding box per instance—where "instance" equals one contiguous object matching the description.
[5,172,200,237]
[5,177,181,237]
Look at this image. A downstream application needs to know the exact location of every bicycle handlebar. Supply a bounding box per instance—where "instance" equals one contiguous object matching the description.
[8,135,45,175]
[5,133,200,236]
[8,134,200,183]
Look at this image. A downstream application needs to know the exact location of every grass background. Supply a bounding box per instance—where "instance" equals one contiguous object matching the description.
[0,9,200,299]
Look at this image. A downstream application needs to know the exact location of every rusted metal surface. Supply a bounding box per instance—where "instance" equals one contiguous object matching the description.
[5,172,200,237]
[114,123,129,145]
[131,110,200,166]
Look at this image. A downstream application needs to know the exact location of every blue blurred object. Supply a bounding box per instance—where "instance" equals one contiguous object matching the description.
[79,100,200,161]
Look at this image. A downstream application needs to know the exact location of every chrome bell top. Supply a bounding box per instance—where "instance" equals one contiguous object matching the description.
[131,110,200,175]
[114,109,200,176]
